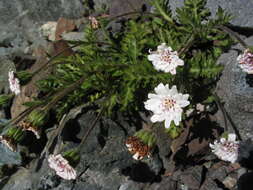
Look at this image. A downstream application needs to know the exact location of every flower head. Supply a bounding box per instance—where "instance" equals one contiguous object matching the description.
[88,16,99,29]
[125,136,151,160]
[237,49,253,74]
[48,154,77,180]
[8,71,20,95]
[148,43,184,75]
[144,83,190,128]
[209,133,239,163]
[0,135,17,152]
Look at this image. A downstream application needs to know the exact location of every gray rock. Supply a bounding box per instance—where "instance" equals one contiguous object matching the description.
[169,0,253,27]
[93,0,111,12]
[119,180,144,190]
[61,32,84,42]
[216,36,253,140]
[0,58,15,93]
[2,108,161,190]
[1,168,32,190]
[207,166,228,181]
[148,176,177,190]
[0,0,85,59]
[0,144,22,166]
[109,0,148,17]
[180,166,203,190]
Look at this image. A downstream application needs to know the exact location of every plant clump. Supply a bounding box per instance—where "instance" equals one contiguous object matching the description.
[0,0,247,182]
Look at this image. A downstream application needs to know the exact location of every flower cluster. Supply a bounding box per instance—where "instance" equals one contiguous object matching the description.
[48,154,77,180]
[148,43,184,75]
[209,133,239,163]
[237,49,253,74]
[125,136,151,160]
[8,71,20,95]
[144,83,189,128]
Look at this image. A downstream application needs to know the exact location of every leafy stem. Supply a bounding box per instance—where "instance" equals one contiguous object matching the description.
[31,41,112,78]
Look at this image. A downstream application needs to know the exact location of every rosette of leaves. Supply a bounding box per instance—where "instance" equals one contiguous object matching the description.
[20,0,232,122]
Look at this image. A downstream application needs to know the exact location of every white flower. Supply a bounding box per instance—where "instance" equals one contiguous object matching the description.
[88,16,99,29]
[237,49,253,74]
[8,71,20,95]
[48,154,77,180]
[144,83,190,128]
[209,133,239,163]
[148,43,184,75]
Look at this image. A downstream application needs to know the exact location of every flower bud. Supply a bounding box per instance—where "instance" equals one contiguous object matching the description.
[27,109,48,127]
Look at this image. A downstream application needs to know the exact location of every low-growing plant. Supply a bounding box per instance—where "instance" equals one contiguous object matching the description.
[1,0,247,179]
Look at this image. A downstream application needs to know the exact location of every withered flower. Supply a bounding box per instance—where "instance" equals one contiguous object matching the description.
[125,136,151,160]
[0,135,17,152]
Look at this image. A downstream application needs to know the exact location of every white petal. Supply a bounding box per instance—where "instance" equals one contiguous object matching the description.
[170,85,178,95]
[148,54,160,62]
[228,133,236,141]
[164,118,172,128]
[150,114,165,123]
[154,83,168,95]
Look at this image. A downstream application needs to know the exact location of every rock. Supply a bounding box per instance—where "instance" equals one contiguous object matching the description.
[215,36,253,140]
[0,0,85,60]
[109,0,149,17]
[0,144,22,166]
[0,58,15,93]
[169,0,253,27]
[1,168,32,190]
[119,180,144,190]
[180,166,203,190]
[208,165,228,181]
[61,32,84,42]
[222,176,237,189]
[93,0,111,12]
[200,178,222,190]
[237,168,247,179]
[3,108,162,190]
[55,17,76,41]
[40,22,58,41]
[148,176,177,190]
